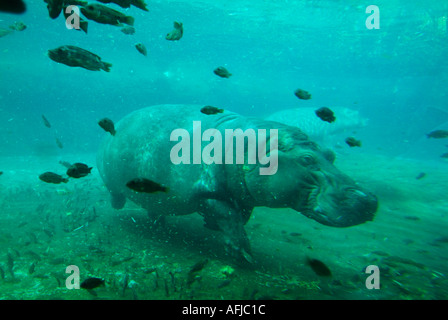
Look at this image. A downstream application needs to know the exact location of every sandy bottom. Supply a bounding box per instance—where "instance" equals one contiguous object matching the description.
[0,152,447,300]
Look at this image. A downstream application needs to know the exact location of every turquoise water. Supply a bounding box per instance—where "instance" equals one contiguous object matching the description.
[0,0,447,300]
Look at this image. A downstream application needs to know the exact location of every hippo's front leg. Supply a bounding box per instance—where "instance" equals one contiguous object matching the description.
[199,199,253,264]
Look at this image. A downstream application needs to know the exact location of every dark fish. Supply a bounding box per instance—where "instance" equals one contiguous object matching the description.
[213,66,232,78]
[48,45,112,72]
[121,26,135,35]
[55,137,63,149]
[217,279,231,289]
[39,172,69,184]
[315,107,336,123]
[0,0,26,14]
[44,0,64,19]
[135,43,147,56]
[440,152,448,159]
[165,21,183,41]
[306,257,332,277]
[122,274,129,297]
[345,136,362,147]
[126,178,169,193]
[7,252,14,278]
[59,160,72,168]
[427,130,448,139]
[63,5,88,34]
[201,106,224,115]
[415,172,426,180]
[66,163,92,178]
[80,277,105,289]
[42,114,51,128]
[0,28,13,38]
[0,266,4,280]
[9,21,26,31]
[0,171,3,176]
[80,3,135,26]
[98,118,116,136]
[29,262,36,275]
[189,259,209,274]
[294,88,312,100]
[96,0,148,11]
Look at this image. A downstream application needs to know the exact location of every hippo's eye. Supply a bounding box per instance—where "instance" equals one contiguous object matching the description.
[299,154,317,166]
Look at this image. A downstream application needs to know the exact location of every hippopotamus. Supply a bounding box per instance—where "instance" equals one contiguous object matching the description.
[97,105,378,263]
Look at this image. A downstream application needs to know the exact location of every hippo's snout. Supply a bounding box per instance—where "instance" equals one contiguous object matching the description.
[304,185,378,228]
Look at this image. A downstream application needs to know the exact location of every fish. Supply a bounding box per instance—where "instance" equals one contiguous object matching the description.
[96,0,148,11]
[126,178,169,193]
[213,66,232,78]
[29,262,36,275]
[0,0,26,14]
[80,3,135,26]
[63,5,88,34]
[80,277,105,289]
[9,21,26,31]
[345,136,362,147]
[42,114,51,128]
[315,107,336,123]
[121,26,135,35]
[48,45,112,72]
[0,171,3,176]
[165,21,183,41]
[189,259,209,274]
[0,28,13,38]
[415,172,426,180]
[44,0,64,19]
[55,137,64,149]
[7,252,14,278]
[427,130,448,139]
[98,118,116,136]
[294,88,312,100]
[66,163,92,178]
[135,43,147,56]
[306,257,332,277]
[440,152,448,159]
[39,172,69,184]
[201,106,224,115]
[59,160,72,168]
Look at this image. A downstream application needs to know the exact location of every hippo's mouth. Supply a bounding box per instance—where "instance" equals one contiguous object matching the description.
[300,185,377,227]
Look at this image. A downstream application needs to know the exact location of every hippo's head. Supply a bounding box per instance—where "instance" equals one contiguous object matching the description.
[244,124,378,227]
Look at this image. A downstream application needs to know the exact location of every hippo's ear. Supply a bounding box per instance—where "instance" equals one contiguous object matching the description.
[322,149,336,164]
[277,129,308,152]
